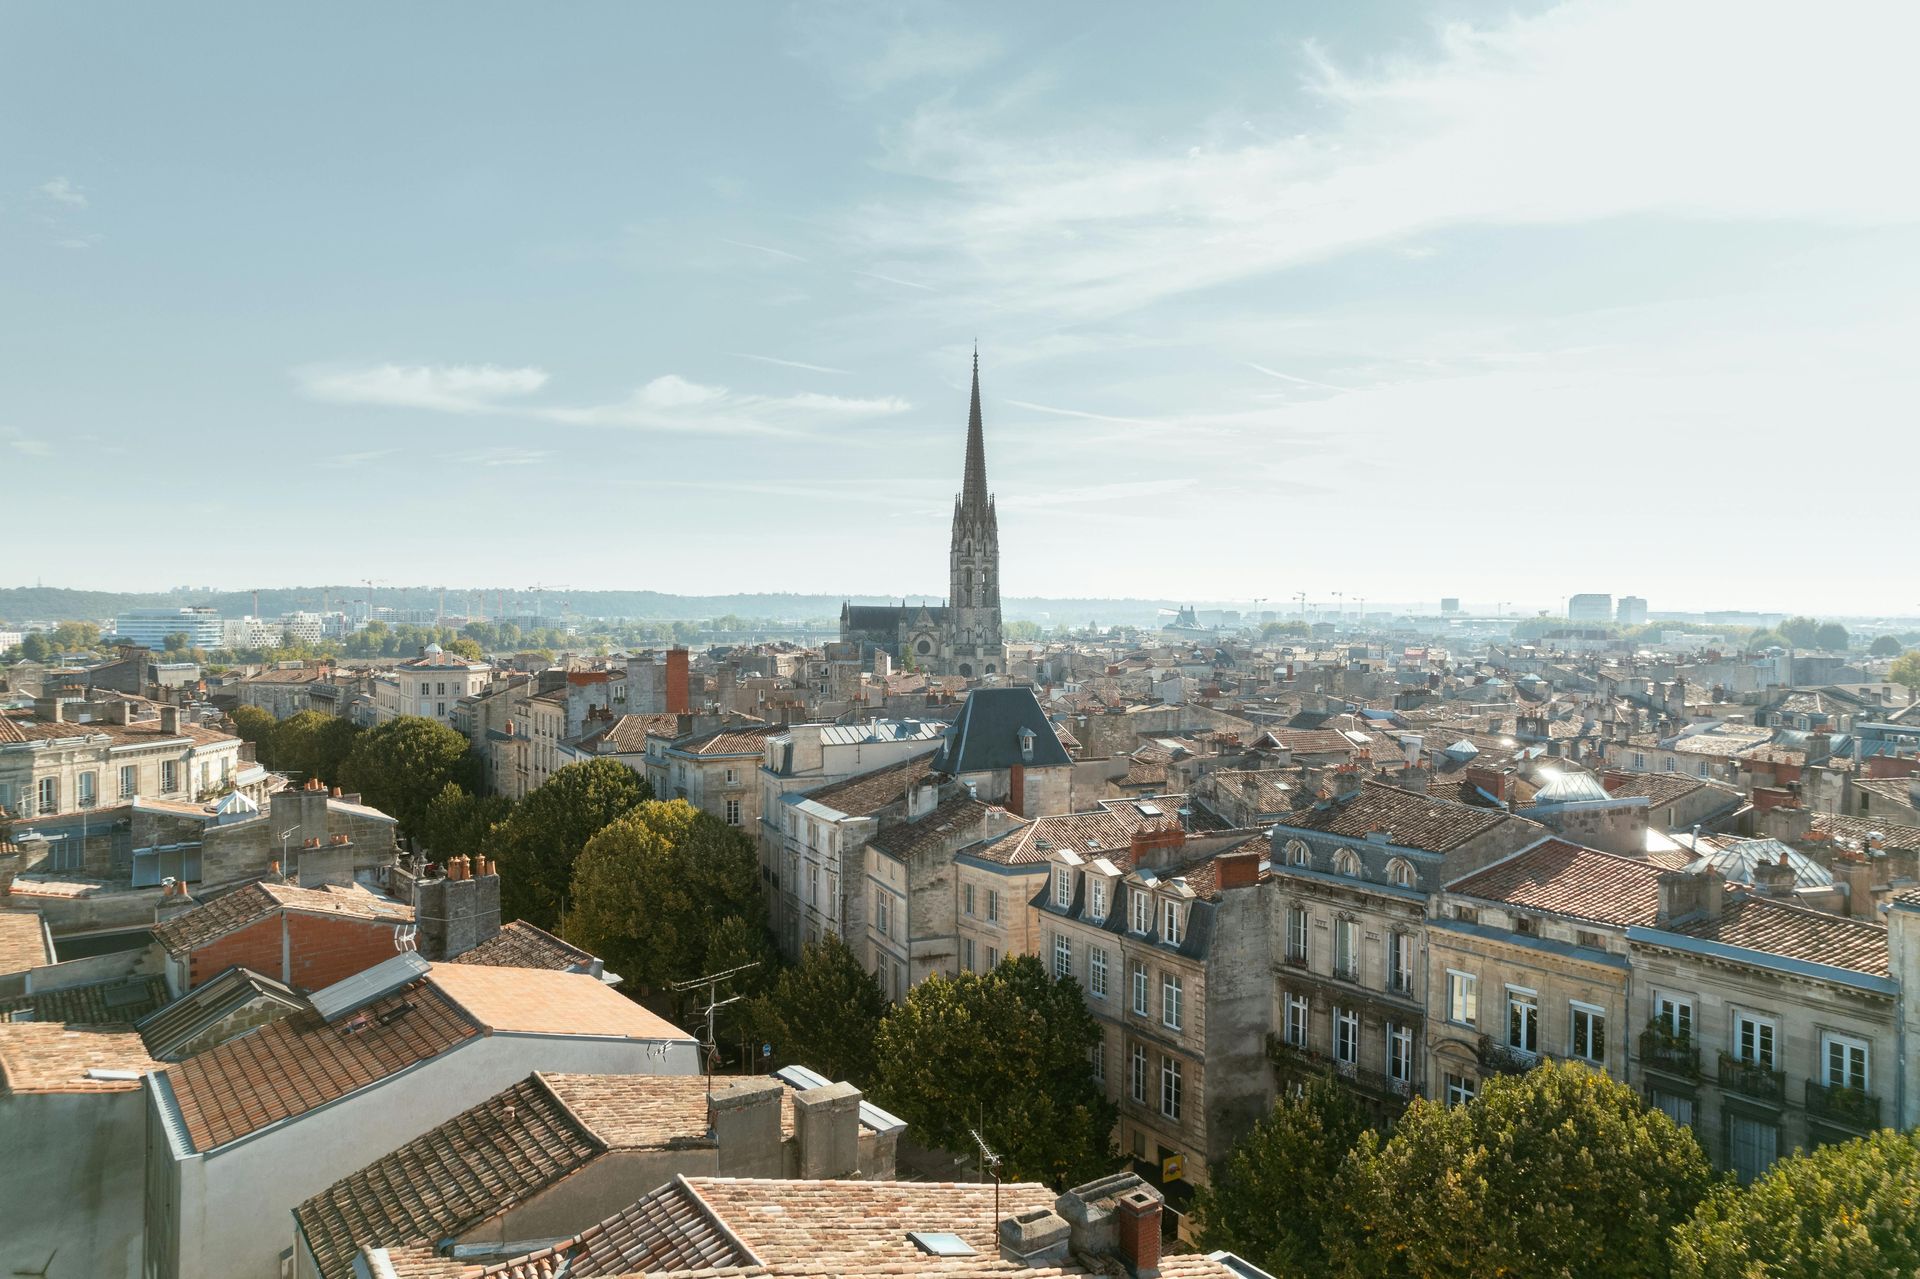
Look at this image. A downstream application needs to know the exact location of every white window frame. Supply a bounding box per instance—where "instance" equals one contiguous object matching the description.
[1054,866,1073,909]
[1285,993,1309,1047]
[1089,946,1108,999]
[986,889,1001,923]
[1444,1073,1477,1106]
[1569,1001,1606,1062]
[1388,1022,1414,1083]
[1821,1031,1869,1092]
[1284,837,1309,867]
[77,771,96,809]
[875,894,890,939]
[963,883,975,917]
[1506,986,1539,1056]
[1053,933,1072,981]
[1130,889,1151,934]
[1333,849,1361,877]
[1388,858,1415,888]
[1160,1054,1183,1121]
[1657,991,1694,1040]
[1333,917,1359,980]
[1333,1006,1359,1065]
[36,776,58,814]
[1285,905,1308,964]
[120,764,137,798]
[1130,1043,1147,1103]
[1447,970,1479,1027]
[1162,974,1183,1032]
[1089,877,1107,923]
[1131,961,1148,1016]
[725,797,742,826]
[1734,1010,1777,1069]
[963,936,976,971]
[1389,931,1414,995]
[1162,899,1183,946]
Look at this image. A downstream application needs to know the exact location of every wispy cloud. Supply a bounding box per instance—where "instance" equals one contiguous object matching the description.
[319,448,399,469]
[732,353,850,375]
[854,269,937,293]
[718,236,809,263]
[36,176,87,208]
[1005,399,1161,427]
[52,234,103,250]
[3,428,53,458]
[463,447,549,467]
[1245,362,1351,393]
[860,27,1001,93]
[298,363,550,413]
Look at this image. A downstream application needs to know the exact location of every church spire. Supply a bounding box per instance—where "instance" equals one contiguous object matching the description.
[961,343,989,511]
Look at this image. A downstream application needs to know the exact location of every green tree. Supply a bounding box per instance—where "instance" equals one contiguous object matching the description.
[229,705,278,765]
[1003,619,1043,643]
[445,636,484,660]
[1671,1129,1920,1278]
[337,715,479,841]
[1328,1060,1712,1279]
[418,782,512,860]
[1779,616,1821,647]
[50,621,101,651]
[1892,651,1920,702]
[270,710,358,787]
[18,631,51,661]
[565,799,763,1014]
[1814,622,1851,652]
[490,759,650,927]
[1869,634,1904,657]
[163,630,190,653]
[742,934,887,1085]
[1193,1072,1374,1278]
[873,955,1116,1188]
[1746,629,1787,651]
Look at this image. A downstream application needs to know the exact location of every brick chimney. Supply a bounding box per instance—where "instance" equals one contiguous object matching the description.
[666,647,690,715]
[1114,1187,1162,1279]
[1752,850,1797,898]
[1214,848,1262,891]
[1129,823,1186,872]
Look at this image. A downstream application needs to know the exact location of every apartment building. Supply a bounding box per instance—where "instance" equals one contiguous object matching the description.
[372,644,490,727]
[646,723,781,831]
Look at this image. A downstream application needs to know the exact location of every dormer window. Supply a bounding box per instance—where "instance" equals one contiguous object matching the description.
[1053,866,1073,909]
[1162,900,1183,946]
[1387,858,1415,888]
[1285,838,1310,867]
[1130,888,1152,934]
[1333,849,1362,878]
[1090,877,1108,922]
[1018,726,1036,762]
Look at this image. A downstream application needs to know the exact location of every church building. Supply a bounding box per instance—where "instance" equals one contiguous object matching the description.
[839,351,1006,678]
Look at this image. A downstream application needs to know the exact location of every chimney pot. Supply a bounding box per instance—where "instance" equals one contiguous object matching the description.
[1115,1188,1163,1278]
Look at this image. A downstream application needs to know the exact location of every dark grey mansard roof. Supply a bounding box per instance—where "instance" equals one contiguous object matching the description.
[933,686,1072,773]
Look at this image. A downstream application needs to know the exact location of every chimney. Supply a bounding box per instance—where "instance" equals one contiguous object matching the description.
[1806,731,1832,767]
[1115,1187,1163,1279]
[1129,823,1186,872]
[1327,764,1365,802]
[159,705,181,734]
[109,700,134,726]
[1752,851,1796,898]
[1656,867,1723,925]
[666,647,691,715]
[708,1077,786,1179]
[997,1208,1072,1267]
[1836,853,1879,919]
[793,1081,861,1179]
[1214,848,1261,891]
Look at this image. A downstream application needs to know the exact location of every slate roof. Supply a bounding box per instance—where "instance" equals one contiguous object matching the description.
[1600,770,1709,806]
[1449,838,1667,927]
[152,881,413,957]
[931,687,1073,774]
[802,750,940,817]
[1668,892,1890,978]
[452,920,598,972]
[0,974,171,1026]
[0,1022,163,1094]
[0,910,51,975]
[1275,780,1533,854]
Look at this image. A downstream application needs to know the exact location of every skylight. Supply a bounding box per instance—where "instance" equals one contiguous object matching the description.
[908,1231,976,1257]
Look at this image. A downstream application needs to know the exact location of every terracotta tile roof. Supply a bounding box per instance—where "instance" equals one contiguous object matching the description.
[452,920,597,972]
[0,910,51,976]
[802,751,941,817]
[671,724,779,757]
[1197,768,1297,815]
[296,1075,603,1279]
[970,810,1134,867]
[1276,780,1535,853]
[161,981,480,1152]
[1669,891,1890,978]
[544,1073,796,1147]
[152,881,413,957]
[423,964,693,1041]
[0,711,237,749]
[1600,770,1711,806]
[868,796,999,860]
[1449,838,1667,927]
[3,874,109,900]
[504,1176,753,1277]
[574,713,679,755]
[0,974,171,1025]
[1810,812,1920,851]
[0,1022,162,1094]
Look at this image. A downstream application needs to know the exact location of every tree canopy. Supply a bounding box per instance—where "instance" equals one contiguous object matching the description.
[229,705,277,757]
[1890,650,1920,699]
[1194,1071,1375,1279]
[490,758,650,928]
[1328,1060,1712,1279]
[564,798,764,1015]
[743,934,888,1086]
[873,955,1116,1188]
[1671,1129,1920,1278]
[270,710,359,787]
[1814,622,1851,652]
[1869,634,1904,657]
[1779,616,1821,647]
[337,715,480,840]
[418,782,512,861]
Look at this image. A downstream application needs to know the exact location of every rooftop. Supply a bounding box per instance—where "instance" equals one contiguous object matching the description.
[1449,838,1667,928]
[666,723,780,757]
[0,1022,162,1094]
[421,964,688,1040]
[152,881,413,957]
[931,686,1074,774]
[802,750,941,817]
[1275,780,1532,854]
[0,909,52,976]
[451,919,598,973]
[0,973,171,1026]
[1667,891,1890,978]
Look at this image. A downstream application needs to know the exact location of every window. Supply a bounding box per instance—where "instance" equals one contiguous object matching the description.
[1448,971,1479,1026]
[1575,930,1604,950]
[1130,889,1151,934]
[963,883,975,917]
[1130,1043,1147,1103]
[1333,1007,1359,1065]
[1284,838,1310,867]
[1090,1032,1105,1085]
[1333,917,1358,980]
[987,890,1001,923]
[1333,849,1361,877]
[1570,1002,1606,1062]
[1735,1011,1777,1069]
[36,777,57,814]
[77,771,96,809]
[1162,974,1183,1031]
[1728,1114,1778,1184]
[987,945,999,969]
[1285,994,1309,1047]
[808,865,819,906]
[120,765,136,798]
[1697,760,1709,778]
[1388,932,1414,995]
[1657,992,1694,1041]
[963,937,976,971]
[725,767,738,784]
[725,798,742,826]
[1388,1023,1413,1084]
[1054,867,1073,909]
[1453,904,1478,924]
[436,702,446,718]
[1160,1055,1183,1121]
[1444,1073,1477,1106]
[1822,1032,1869,1092]
[1652,1090,1694,1128]
[1162,899,1183,946]
[161,760,178,793]
[876,894,891,939]
[1131,961,1148,1016]
[1089,878,1108,922]
[1053,933,1073,981]
[1285,905,1309,965]
[1507,988,1539,1056]
[1089,946,1108,999]
[1388,858,1415,888]
[1633,752,1647,769]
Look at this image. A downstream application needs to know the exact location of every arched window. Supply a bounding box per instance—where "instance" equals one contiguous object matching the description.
[1285,839,1310,867]
[1387,858,1416,888]
[958,663,974,677]
[985,663,997,675]
[1333,849,1362,878]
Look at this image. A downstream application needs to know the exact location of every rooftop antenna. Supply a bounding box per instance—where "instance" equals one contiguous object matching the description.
[969,1123,1002,1231]
[671,960,761,1099]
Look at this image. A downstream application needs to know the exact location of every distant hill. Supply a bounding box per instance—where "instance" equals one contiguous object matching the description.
[0,585,1234,629]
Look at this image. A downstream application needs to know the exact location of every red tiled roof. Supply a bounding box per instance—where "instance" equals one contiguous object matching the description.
[803,751,940,817]
[1449,838,1667,927]
[670,724,778,757]
[451,920,596,972]
[1669,891,1890,978]
[1277,780,1535,853]
[152,881,413,957]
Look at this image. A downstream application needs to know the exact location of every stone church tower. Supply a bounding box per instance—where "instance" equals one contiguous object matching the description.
[945,349,1004,678]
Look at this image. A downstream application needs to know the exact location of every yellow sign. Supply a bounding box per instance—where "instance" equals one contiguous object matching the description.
[1161,1153,1184,1183]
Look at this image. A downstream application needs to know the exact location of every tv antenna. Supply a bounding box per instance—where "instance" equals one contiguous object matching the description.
[671,960,761,1098]
[969,1124,1002,1229]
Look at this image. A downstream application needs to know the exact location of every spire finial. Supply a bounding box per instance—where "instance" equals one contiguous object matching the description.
[960,344,988,510]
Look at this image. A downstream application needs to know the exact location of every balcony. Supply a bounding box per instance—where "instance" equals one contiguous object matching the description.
[1716,1052,1785,1103]
[1268,1035,1416,1102]
[1477,1035,1542,1076]
[1637,1022,1701,1079]
[1805,1079,1881,1132]
[1281,951,1309,970]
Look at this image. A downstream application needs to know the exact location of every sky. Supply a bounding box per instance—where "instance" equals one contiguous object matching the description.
[4,1,1918,615]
